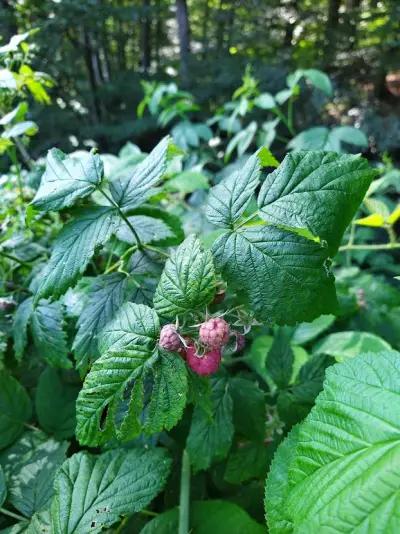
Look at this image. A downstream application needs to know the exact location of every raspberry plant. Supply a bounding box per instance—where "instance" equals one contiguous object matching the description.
[2,135,400,533]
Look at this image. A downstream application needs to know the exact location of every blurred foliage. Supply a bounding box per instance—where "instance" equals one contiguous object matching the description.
[0,0,399,159]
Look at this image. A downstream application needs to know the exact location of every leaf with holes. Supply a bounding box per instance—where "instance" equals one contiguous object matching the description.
[153,235,216,318]
[31,149,103,212]
[76,303,187,446]
[50,447,171,534]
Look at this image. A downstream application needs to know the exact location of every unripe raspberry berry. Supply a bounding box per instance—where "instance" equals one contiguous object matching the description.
[186,344,222,376]
[159,324,182,352]
[199,317,230,349]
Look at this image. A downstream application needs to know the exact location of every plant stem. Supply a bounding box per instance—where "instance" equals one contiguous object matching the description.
[0,507,27,522]
[287,96,295,136]
[98,188,143,249]
[13,137,34,170]
[140,509,159,517]
[104,245,138,274]
[0,250,30,266]
[273,107,295,137]
[144,244,170,258]
[339,243,400,252]
[178,449,190,534]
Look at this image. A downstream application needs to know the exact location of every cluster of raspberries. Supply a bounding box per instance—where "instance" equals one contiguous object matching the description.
[158,317,245,376]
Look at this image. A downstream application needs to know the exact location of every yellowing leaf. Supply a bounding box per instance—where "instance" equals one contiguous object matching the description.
[355,213,385,227]
[388,205,400,225]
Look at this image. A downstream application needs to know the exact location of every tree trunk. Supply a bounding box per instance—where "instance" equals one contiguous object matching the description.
[82,28,102,123]
[202,0,210,59]
[175,0,191,84]
[141,0,152,74]
[323,0,341,67]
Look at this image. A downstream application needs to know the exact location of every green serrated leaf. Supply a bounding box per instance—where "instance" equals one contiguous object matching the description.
[0,373,32,450]
[266,327,295,389]
[76,303,159,446]
[110,136,169,210]
[31,149,103,212]
[50,448,172,534]
[7,438,68,518]
[72,273,130,372]
[153,235,216,318]
[187,375,234,472]
[35,207,118,300]
[265,426,299,534]
[13,297,33,361]
[144,352,188,434]
[225,442,270,484]
[267,350,400,532]
[206,152,261,228]
[31,299,71,368]
[212,225,337,324]
[35,368,80,439]
[230,376,266,441]
[258,151,376,255]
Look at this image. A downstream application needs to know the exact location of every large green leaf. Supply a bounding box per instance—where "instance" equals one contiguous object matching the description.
[110,136,169,210]
[0,373,32,450]
[212,225,337,324]
[206,152,260,228]
[258,151,376,255]
[13,297,33,361]
[50,448,171,534]
[35,207,118,300]
[72,273,130,372]
[35,368,80,439]
[140,500,265,534]
[7,438,68,518]
[30,300,71,368]
[314,330,391,362]
[265,427,299,534]
[266,350,400,532]
[76,303,187,446]
[153,235,216,318]
[31,149,103,212]
[229,376,266,441]
[187,375,234,472]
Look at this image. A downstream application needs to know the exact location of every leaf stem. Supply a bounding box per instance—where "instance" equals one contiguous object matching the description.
[178,449,190,534]
[0,507,27,522]
[0,250,30,266]
[104,245,138,274]
[339,243,400,252]
[98,188,143,249]
[144,244,170,258]
[235,211,260,229]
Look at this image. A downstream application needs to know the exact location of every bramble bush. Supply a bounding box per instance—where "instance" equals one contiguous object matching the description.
[1,40,400,530]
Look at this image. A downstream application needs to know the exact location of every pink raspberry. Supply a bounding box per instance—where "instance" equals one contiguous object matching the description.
[199,317,230,349]
[186,344,222,376]
[159,324,182,352]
